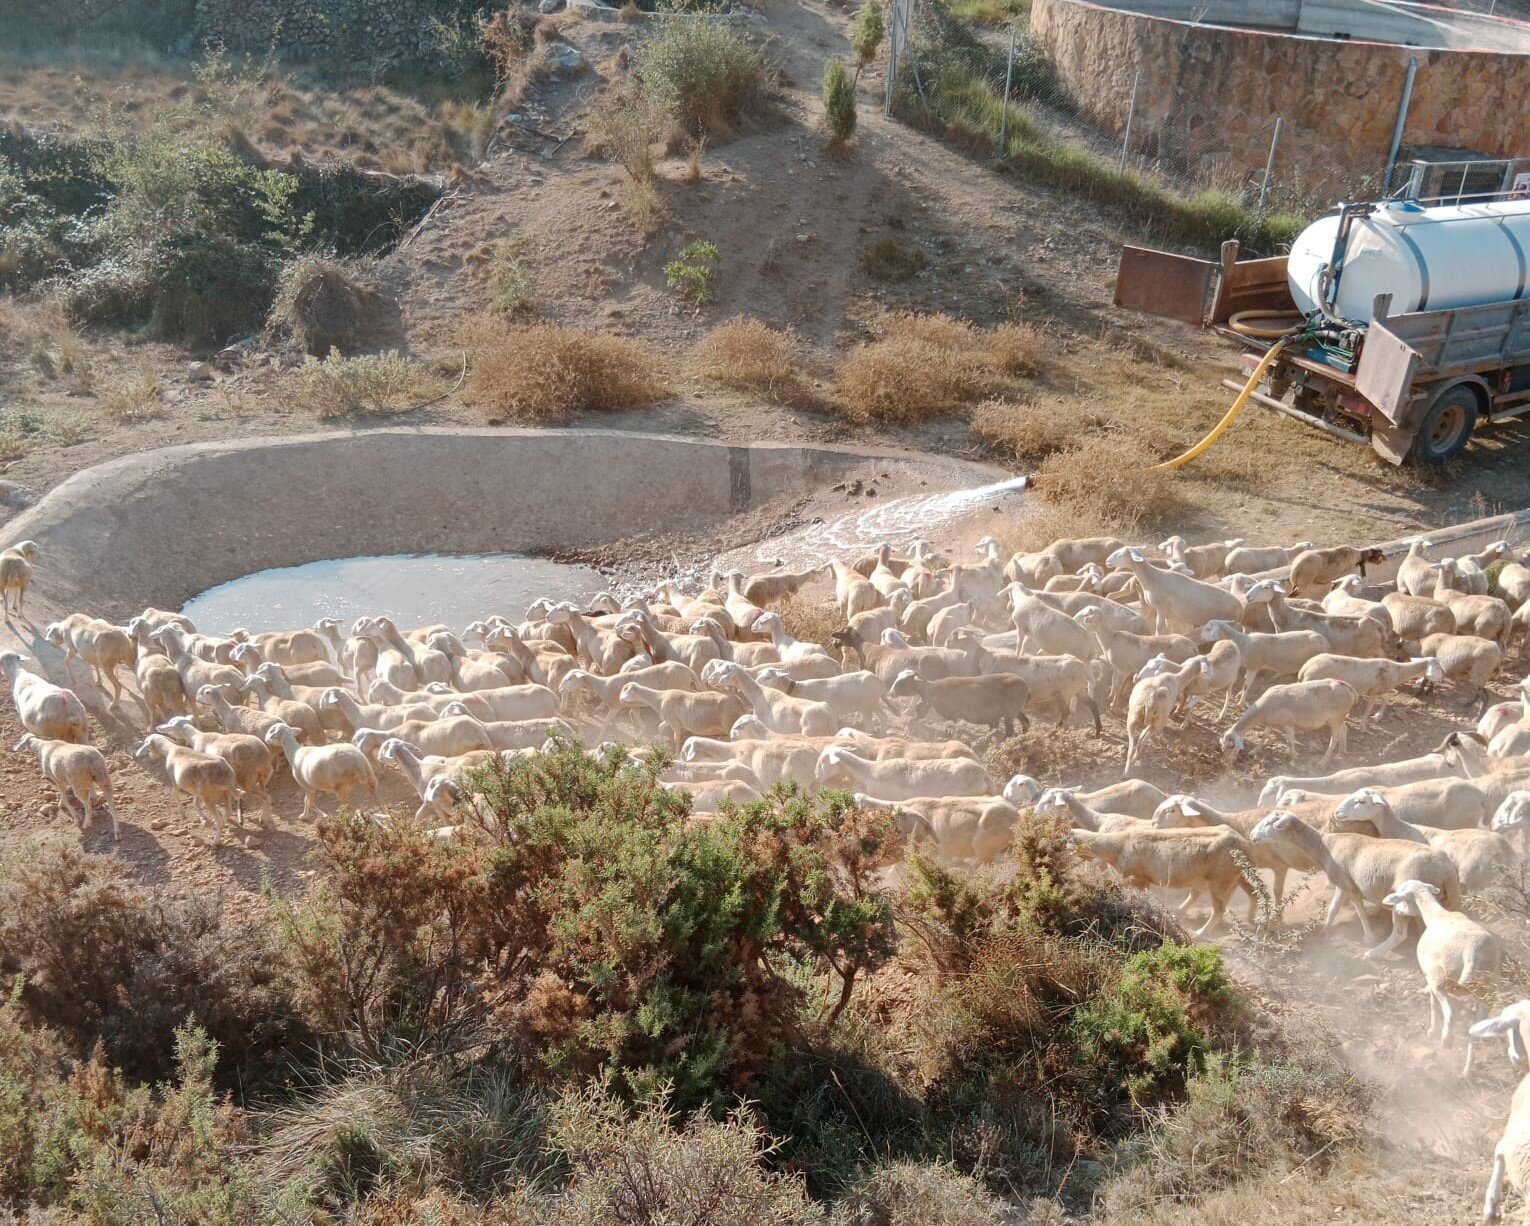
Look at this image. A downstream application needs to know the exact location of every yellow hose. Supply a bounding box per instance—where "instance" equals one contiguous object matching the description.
[1151,339,1289,471]
[1228,310,1303,340]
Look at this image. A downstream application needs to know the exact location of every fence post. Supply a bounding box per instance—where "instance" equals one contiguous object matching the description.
[1119,69,1140,173]
[883,0,898,116]
[1381,56,1418,196]
[1256,116,1281,223]
[998,25,1016,156]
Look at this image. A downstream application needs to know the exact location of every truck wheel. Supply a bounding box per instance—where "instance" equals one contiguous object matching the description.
[1409,386,1478,465]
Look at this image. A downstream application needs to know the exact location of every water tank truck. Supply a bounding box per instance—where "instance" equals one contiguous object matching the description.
[1114,180,1530,465]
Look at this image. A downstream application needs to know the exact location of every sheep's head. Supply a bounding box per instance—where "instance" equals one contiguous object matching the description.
[730,715,768,741]
[1249,810,1301,844]
[887,668,921,699]
[617,683,640,706]
[42,622,65,647]
[1105,546,1142,569]
[1420,657,1445,684]
[1360,547,1386,567]
[815,747,848,782]
[423,775,460,807]
[754,668,790,692]
[1242,579,1279,606]
[133,737,160,760]
[12,541,38,562]
[352,730,387,758]
[263,722,296,745]
[558,670,590,695]
[1333,574,1363,595]
[1001,774,1043,806]
[1469,1001,1530,1071]
[378,738,407,762]
[879,628,910,647]
[1075,606,1101,627]
[155,717,194,740]
[1380,878,1439,915]
[440,701,472,718]
[1198,619,1231,644]
[888,588,913,612]
[1492,791,1530,832]
[1218,729,1246,760]
[1334,788,1388,825]
[974,536,998,557]
[1151,794,1205,828]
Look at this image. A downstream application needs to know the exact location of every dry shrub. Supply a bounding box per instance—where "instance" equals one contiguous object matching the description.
[861,236,927,281]
[638,20,777,142]
[985,321,1046,376]
[775,592,841,646]
[833,311,1041,422]
[971,397,1079,460]
[693,316,800,400]
[0,844,298,1084]
[468,321,667,422]
[0,298,93,394]
[583,75,671,185]
[283,350,447,419]
[843,1161,1010,1225]
[1030,434,1181,529]
[267,254,386,356]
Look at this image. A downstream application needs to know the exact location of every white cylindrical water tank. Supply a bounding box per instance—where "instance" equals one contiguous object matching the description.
[1286,198,1530,324]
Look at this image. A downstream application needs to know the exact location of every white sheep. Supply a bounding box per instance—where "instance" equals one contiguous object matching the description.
[1220,678,1356,763]
[1070,825,1256,939]
[135,733,241,845]
[814,746,994,801]
[1198,619,1330,703]
[1470,1007,1530,1220]
[12,733,119,840]
[0,540,38,620]
[265,721,380,821]
[1372,879,1502,1069]
[1332,788,1517,894]
[703,660,839,737]
[1278,775,1490,831]
[1106,545,1249,634]
[1124,656,1205,777]
[1,651,89,743]
[854,792,1020,863]
[43,614,138,709]
[1296,653,1443,720]
[156,716,275,825]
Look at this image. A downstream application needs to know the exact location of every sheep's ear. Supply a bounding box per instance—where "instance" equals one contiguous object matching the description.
[1182,800,1205,816]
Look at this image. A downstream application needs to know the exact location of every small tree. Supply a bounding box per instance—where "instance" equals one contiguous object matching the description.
[823,60,857,149]
[852,0,885,78]
[664,239,720,308]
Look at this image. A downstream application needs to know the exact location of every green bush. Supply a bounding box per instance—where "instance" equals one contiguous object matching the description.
[277,741,899,1109]
[1070,943,1243,1117]
[638,20,777,139]
[824,60,858,145]
[853,0,887,69]
[665,239,720,307]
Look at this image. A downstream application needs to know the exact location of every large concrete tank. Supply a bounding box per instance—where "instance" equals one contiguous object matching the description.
[1287,198,1530,324]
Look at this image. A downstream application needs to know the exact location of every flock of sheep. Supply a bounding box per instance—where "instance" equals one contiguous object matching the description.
[8,524,1530,1220]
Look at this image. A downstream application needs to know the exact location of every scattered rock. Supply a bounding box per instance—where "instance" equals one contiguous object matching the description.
[0,481,32,509]
[539,0,562,11]
[544,42,584,75]
[149,817,170,831]
[187,361,216,383]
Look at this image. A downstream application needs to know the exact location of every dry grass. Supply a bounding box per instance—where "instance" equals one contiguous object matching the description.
[281,350,447,419]
[861,237,928,282]
[0,56,495,174]
[0,299,93,395]
[692,317,801,401]
[98,364,166,422]
[833,311,1043,422]
[1030,434,1182,530]
[467,320,668,422]
[971,397,1079,460]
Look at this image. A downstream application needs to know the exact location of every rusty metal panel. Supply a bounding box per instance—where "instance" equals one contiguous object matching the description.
[1209,254,1295,324]
[1113,246,1215,324]
[1356,321,1420,425]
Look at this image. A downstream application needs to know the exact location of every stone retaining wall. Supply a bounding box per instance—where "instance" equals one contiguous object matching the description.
[1031,0,1530,197]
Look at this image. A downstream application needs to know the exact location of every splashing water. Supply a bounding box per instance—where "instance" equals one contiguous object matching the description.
[719,474,1030,571]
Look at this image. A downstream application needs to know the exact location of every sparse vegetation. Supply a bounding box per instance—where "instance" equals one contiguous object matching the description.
[694,316,802,399]
[862,236,928,281]
[665,239,721,307]
[482,243,539,317]
[896,0,1303,254]
[972,396,1081,459]
[99,364,167,422]
[468,320,668,421]
[283,350,447,419]
[638,20,777,140]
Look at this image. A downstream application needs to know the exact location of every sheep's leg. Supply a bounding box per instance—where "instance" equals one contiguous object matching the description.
[1323,887,1346,929]
[1079,694,1102,737]
[299,788,318,822]
[1285,726,1298,757]
[1269,867,1288,916]
[1362,907,1408,957]
[1190,887,1227,940]
[57,785,84,830]
[1217,687,1233,720]
[1483,1146,1507,1222]
[1239,669,1259,705]
[1425,988,1441,1038]
[1438,991,1457,1046]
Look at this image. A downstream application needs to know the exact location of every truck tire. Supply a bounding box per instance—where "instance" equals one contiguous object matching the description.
[1409,385,1478,465]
